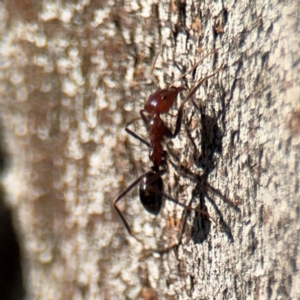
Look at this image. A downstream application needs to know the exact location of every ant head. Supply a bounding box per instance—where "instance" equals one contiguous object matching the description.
[144,86,184,114]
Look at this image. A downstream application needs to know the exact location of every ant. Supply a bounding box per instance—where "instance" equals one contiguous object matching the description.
[114,51,224,238]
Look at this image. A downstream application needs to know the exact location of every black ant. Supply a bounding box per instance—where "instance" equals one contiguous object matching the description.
[114,51,224,237]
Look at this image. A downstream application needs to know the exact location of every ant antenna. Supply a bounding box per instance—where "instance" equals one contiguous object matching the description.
[168,49,219,88]
[150,51,161,88]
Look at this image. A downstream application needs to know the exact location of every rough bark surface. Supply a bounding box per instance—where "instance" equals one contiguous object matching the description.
[0,0,299,299]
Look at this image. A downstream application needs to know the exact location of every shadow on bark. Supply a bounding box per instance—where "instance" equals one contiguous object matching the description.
[0,121,25,300]
[183,108,238,244]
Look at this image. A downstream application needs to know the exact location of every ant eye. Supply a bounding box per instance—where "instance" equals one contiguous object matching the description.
[161,95,167,100]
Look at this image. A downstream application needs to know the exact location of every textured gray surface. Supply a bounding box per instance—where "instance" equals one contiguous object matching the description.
[0,0,299,299]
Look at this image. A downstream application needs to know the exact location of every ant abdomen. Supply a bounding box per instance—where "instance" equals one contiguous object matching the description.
[139,171,163,215]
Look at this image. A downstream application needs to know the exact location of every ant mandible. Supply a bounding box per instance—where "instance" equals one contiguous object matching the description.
[114,50,223,237]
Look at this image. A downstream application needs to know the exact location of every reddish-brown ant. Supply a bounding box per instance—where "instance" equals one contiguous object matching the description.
[114,51,223,237]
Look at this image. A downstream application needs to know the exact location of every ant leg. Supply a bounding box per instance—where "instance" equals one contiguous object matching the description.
[113,170,154,236]
[147,184,217,224]
[125,118,151,148]
[167,153,241,207]
[166,63,225,139]
[167,49,218,88]
[139,109,148,126]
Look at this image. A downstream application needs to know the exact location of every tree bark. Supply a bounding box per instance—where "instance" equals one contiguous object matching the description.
[0,0,299,299]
